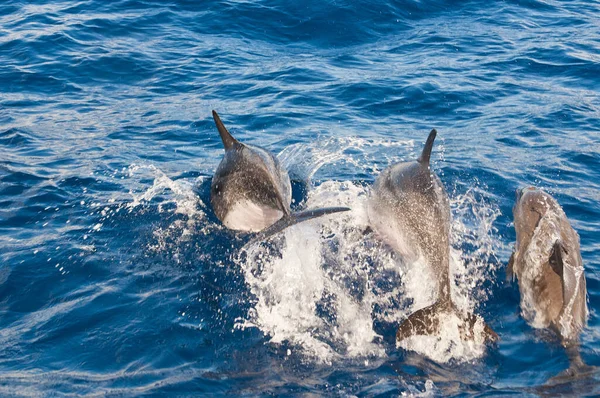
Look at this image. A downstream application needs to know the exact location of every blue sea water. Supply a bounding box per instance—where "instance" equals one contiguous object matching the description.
[1,0,600,395]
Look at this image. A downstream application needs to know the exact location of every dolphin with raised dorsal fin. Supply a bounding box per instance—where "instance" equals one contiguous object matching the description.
[210,110,350,237]
[509,187,589,377]
[368,129,498,343]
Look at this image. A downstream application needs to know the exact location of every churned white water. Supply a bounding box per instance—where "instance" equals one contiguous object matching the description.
[232,138,502,363]
[232,179,500,363]
[119,138,502,364]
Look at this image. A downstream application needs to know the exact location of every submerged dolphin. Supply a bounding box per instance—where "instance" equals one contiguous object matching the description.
[210,110,350,237]
[508,187,588,375]
[368,129,497,343]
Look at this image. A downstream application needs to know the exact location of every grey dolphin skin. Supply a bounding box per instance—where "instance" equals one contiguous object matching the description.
[210,110,350,238]
[509,187,589,376]
[368,129,497,343]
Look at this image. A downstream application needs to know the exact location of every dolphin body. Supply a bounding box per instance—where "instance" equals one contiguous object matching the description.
[368,129,497,343]
[508,187,589,375]
[210,110,350,237]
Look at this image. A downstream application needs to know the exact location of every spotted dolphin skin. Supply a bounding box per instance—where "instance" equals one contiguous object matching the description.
[368,129,497,343]
[508,187,589,376]
[210,110,350,237]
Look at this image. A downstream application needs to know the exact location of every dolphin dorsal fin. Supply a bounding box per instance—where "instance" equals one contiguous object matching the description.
[418,129,437,165]
[549,240,565,278]
[212,110,239,150]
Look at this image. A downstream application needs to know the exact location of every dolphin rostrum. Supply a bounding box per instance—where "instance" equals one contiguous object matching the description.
[210,110,350,238]
[368,129,497,343]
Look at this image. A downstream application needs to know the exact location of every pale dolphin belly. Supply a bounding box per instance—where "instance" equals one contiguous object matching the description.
[222,200,284,232]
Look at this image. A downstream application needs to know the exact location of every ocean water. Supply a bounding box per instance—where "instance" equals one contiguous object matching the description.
[1,0,599,395]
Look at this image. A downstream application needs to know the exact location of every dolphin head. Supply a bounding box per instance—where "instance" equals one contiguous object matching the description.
[513,187,557,244]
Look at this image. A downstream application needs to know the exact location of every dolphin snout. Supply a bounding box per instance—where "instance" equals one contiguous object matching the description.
[516,186,537,201]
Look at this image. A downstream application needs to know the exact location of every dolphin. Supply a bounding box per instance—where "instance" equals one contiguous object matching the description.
[508,187,589,375]
[210,110,350,237]
[368,129,497,343]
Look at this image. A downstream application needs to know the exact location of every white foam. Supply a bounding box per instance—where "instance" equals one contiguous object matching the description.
[127,164,205,221]
[234,179,501,364]
[397,312,488,363]
[400,379,438,397]
[449,189,502,312]
[278,136,414,181]
[120,144,502,365]
[111,164,209,259]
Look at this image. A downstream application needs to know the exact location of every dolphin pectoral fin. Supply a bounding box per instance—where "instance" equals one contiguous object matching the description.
[289,206,351,225]
[506,251,515,282]
[417,129,437,165]
[212,110,239,150]
[249,206,351,242]
[396,300,498,343]
[549,240,565,279]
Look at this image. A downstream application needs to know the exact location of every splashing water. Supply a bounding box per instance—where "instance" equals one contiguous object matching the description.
[278,136,415,181]
[232,178,502,363]
[397,313,489,363]
[117,140,503,364]
[86,165,210,261]
[235,182,388,363]
[126,164,206,220]
[449,188,503,313]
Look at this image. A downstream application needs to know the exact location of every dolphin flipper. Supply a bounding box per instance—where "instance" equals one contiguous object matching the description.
[251,206,351,242]
[396,300,498,343]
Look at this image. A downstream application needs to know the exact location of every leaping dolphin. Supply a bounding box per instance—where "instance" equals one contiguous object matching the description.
[368,129,497,343]
[210,110,350,238]
[509,187,589,376]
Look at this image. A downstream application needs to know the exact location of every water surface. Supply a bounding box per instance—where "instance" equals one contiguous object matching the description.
[1,0,599,395]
